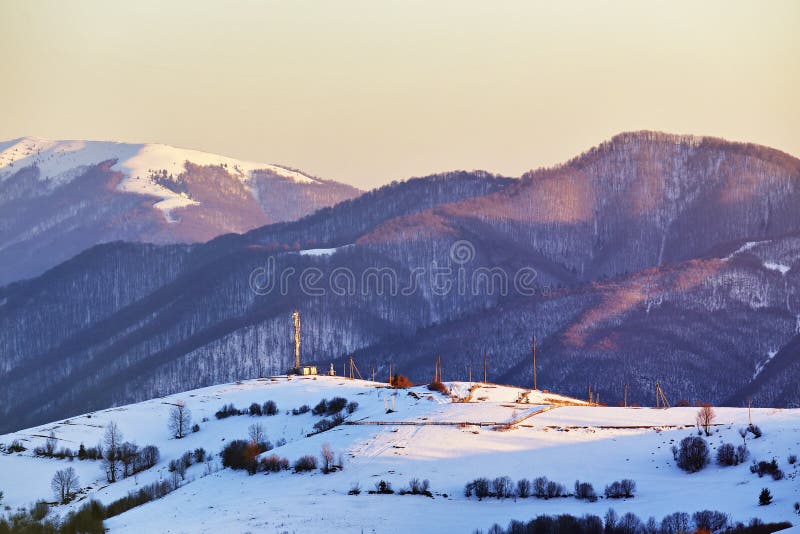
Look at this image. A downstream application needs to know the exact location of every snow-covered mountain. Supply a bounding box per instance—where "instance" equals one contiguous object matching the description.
[0,137,360,284]
[3,132,800,434]
[0,377,797,533]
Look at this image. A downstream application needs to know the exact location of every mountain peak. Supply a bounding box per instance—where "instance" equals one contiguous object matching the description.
[0,136,361,284]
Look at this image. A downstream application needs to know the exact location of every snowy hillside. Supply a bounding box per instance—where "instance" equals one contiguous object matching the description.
[1,377,798,533]
[0,137,360,284]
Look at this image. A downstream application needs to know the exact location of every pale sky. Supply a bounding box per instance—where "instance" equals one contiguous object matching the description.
[1,1,797,189]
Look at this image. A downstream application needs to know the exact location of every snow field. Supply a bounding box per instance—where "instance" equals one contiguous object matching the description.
[0,377,797,533]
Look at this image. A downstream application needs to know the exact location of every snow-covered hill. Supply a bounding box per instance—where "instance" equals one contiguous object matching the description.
[0,137,360,284]
[0,137,321,218]
[1,377,797,533]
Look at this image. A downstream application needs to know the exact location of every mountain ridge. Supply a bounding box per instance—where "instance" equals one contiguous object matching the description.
[1,132,799,432]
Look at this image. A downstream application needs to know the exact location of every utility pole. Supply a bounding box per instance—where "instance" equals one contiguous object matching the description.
[748,397,752,425]
[532,335,538,391]
[655,382,670,409]
[483,352,487,383]
[468,362,472,383]
[372,366,375,383]
[588,384,592,404]
[624,384,628,408]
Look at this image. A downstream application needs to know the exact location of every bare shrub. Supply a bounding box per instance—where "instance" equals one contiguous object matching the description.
[248,402,262,416]
[221,440,264,474]
[293,455,318,472]
[45,432,57,457]
[661,512,690,534]
[373,480,394,494]
[311,399,328,416]
[259,454,289,473]
[750,458,784,480]
[390,374,413,388]
[717,443,747,466]
[407,478,430,495]
[532,476,548,498]
[327,397,348,414]
[545,480,565,498]
[676,436,709,473]
[465,478,490,500]
[292,404,310,415]
[516,478,531,498]
[605,479,636,498]
[574,480,598,502]
[263,400,278,416]
[312,413,344,433]
[692,510,728,532]
[492,476,513,499]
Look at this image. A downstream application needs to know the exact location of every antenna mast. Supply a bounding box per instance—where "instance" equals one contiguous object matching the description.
[532,335,537,391]
[292,311,301,369]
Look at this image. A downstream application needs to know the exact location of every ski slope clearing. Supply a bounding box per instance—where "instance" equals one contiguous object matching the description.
[1,377,798,533]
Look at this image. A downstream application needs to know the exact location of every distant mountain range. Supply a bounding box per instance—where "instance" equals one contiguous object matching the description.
[0,137,360,284]
[1,131,799,433]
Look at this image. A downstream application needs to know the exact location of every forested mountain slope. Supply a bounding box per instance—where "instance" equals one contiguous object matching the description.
[2,132,799,433]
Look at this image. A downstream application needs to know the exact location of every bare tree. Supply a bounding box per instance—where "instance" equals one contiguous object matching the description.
[103,421,123,483]
[248,422,265,445]
[45,431,58,456]
[169,402,192,439]
[51,467,79,503]
[696,404,715,436]
[320,442,335,473]
[119,442,139,478]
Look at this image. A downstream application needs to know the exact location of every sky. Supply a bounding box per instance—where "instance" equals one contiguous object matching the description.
[1,1,797,189]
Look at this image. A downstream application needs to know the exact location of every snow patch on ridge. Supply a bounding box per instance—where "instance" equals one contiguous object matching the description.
[723,240,769,261]
[753,350,778,379]
[297,244,353,256]
[764,262,791,275]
